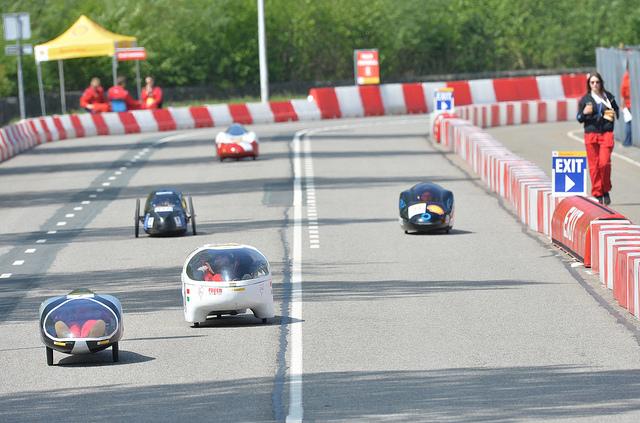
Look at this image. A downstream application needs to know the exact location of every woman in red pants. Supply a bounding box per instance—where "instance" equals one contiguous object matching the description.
[577,72,619,205]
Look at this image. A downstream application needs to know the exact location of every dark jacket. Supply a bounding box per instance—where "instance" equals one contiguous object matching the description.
[577,91,619,133]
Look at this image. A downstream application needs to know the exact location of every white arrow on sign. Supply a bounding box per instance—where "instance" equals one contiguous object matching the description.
[565,174,575,191]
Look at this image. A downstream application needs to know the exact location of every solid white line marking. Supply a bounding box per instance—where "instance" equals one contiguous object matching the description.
[12,260,24,266]
[567,130,640,168]
[65,213,75,218]
[74,207,83,211]
[25,249,36,254]
[36,239,46,243]
[47,230,57,234]
[56,221,66,226]
[0,273,11,279]
[82,201,90,205]
[287,130,305,422]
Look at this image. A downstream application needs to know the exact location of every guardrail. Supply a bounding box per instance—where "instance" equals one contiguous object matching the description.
[435,106,640,321]
[0,73,586,163]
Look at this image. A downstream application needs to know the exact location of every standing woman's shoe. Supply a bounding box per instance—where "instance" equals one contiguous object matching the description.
[603,193,611,205]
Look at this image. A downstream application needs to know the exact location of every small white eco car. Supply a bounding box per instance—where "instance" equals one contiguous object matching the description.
[182,244,275,326]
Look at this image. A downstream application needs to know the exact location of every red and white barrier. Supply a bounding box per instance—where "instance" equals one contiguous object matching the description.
[1,73,585,164]
[613,248,640,308]
[434,105,639,320]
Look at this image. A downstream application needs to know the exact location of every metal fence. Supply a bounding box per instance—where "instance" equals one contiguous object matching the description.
[596,47,639,146]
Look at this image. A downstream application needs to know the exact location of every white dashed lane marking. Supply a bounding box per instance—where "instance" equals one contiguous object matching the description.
[0,273,11,279]
[56,222,66,226]
[47,230,57,234]
[82,201,91,204]
[89,194,97,198]
[65,213,75,218]
[108,176,116,180]
[25,249,36,254]
[12,260,24,266]
[97,188,104,192]
[303,138,319,250]
[102,182,111,186]
[36,239,46,244]
[74,207,83,211]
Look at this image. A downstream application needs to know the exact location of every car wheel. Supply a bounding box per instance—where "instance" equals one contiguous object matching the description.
[404,230,409,234]
[192,322,200,328]
[134,199,140,238]
[262,318,268,324]
[189,196,197,236]
[112,342,119,362]
[46,347,53,366]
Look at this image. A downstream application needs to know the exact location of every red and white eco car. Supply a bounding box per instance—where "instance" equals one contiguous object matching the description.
[214,123,259,161]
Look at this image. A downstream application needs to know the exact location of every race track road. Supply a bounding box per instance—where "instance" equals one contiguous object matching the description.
[1,115,640,422]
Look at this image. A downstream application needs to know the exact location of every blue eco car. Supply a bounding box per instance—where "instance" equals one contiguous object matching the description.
[135,189,196,237]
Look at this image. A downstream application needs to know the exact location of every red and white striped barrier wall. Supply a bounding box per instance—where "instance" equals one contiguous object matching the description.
[434,110,640,320]
[0,99,322,163]
[310,73,586,120]
[1,73,585,164]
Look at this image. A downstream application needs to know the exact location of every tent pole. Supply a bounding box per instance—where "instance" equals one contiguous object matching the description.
[135,60,141,99]
[36,61,46,116]
[112,55,117,86]
[58,60,66,114]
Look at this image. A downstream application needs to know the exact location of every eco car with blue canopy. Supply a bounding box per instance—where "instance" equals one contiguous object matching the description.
[39,288,123,365]
[399,182,454,234]
[135,189,196,237]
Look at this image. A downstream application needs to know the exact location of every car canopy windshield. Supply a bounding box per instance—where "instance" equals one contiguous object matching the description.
[148,192,181,209]
[187,247,270,282]
[227,124,247,136]
[409,183,445,204]
[43,298,118,339]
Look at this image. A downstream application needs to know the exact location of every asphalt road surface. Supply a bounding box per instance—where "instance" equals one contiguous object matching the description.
[1,116,640,422]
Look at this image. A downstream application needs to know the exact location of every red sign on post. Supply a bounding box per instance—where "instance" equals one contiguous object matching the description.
[354,49,380,85]
[115,47,147,61]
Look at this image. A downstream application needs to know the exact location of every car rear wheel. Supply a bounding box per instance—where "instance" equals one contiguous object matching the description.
[189,196,197,236]
[46,347,53,366]
[112,342,119,362]
[134,199,140,238]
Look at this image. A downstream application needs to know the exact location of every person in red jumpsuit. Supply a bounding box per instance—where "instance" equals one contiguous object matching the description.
[620,67,633,147]
[107,76,140,112]
[141,76,163,109]
[577,72,619,205]
[79,77,109,113]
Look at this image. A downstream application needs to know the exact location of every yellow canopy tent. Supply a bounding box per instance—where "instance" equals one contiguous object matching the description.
[34,15,138,115]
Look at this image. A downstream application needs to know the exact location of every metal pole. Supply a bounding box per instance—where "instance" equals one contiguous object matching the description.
[16,18,26,119]
[112,55,117,86]
[135,60,141,99]
[257,0,269,102]
[58,60,66,114]
[36,60,46,116]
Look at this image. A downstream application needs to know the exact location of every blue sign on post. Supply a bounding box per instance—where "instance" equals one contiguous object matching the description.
[551,151,588,197]
[434,88,454,114]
